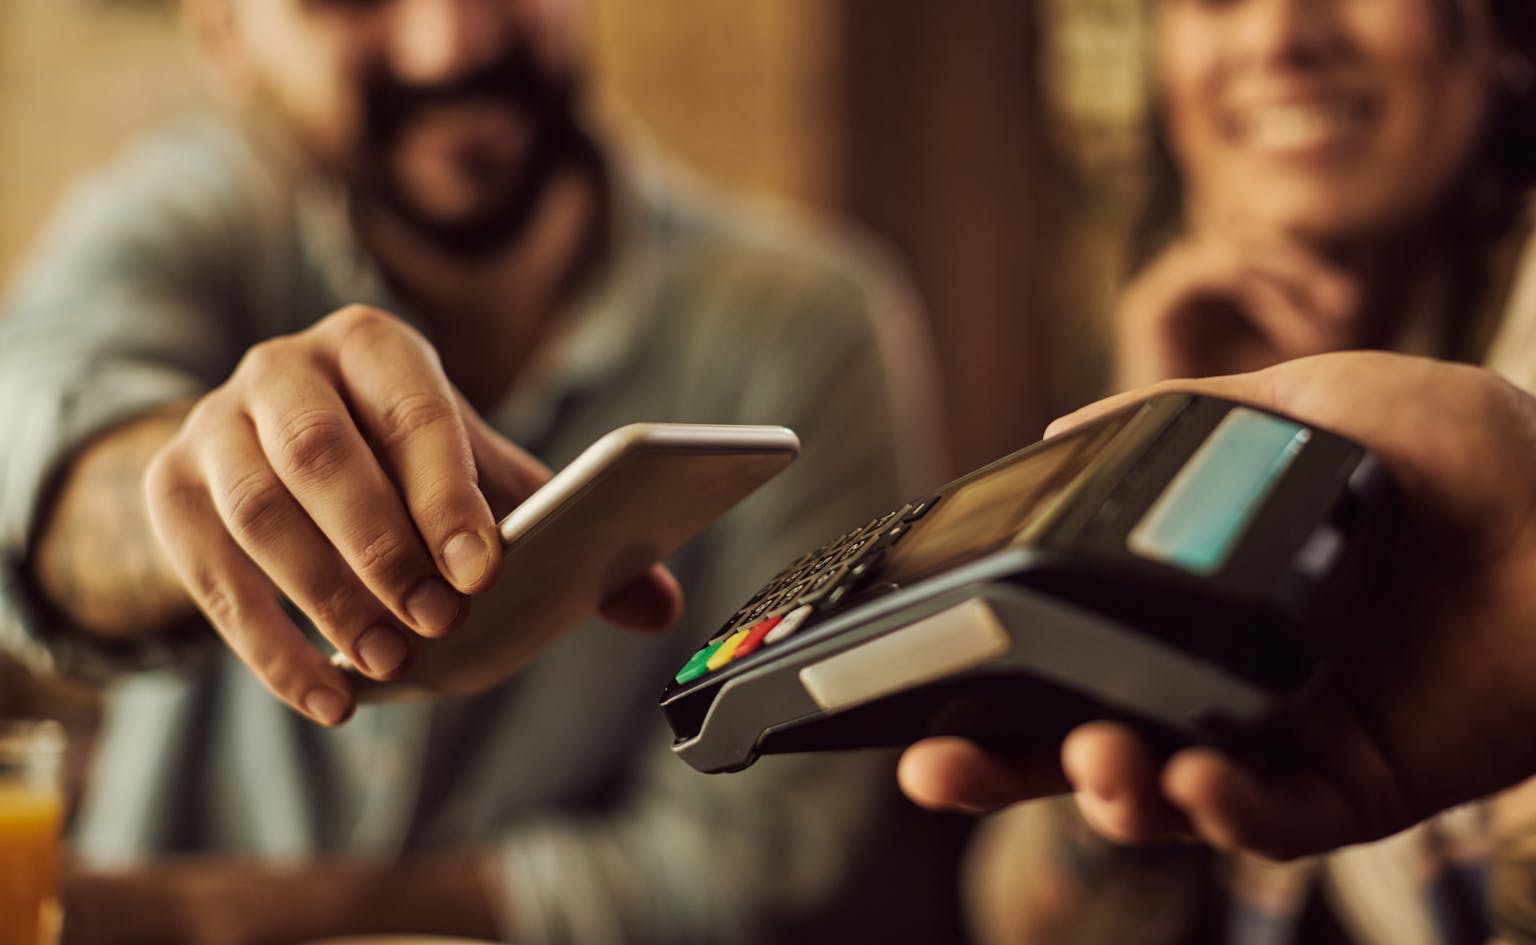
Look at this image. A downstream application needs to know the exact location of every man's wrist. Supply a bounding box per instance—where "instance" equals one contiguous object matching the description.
[30,409,193,641]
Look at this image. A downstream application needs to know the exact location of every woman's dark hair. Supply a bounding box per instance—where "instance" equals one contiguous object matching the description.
[1484,0,1536,202]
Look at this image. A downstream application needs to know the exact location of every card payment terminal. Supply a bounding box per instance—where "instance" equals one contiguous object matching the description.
[660,393,1395,774]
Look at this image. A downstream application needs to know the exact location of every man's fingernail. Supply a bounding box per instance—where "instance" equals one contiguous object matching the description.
[405,578,463,634]
[303,687,352,726]
[355,624,409,677]
[442,531,491,588]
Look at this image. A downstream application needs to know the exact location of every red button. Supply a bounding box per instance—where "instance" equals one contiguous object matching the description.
[730,614,783,660]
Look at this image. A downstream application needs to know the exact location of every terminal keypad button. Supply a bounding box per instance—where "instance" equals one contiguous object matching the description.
[901,496,940,522]
[763,605,814,645]
[731,614,783,660]
[707,628,753,671]
[673,495,937,683]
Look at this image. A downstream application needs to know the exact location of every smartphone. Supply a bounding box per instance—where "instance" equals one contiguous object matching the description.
[336,422,800,699]
[661,394,1395,773]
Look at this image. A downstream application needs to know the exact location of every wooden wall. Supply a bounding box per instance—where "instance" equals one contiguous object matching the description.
[590,0,846,208]
[839,1,1065,470]
[0,0,204,286]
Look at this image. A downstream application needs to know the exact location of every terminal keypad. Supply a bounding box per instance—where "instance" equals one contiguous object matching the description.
[673,496,939,685]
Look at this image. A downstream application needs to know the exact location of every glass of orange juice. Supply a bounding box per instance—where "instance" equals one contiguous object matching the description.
[0,721,65,945]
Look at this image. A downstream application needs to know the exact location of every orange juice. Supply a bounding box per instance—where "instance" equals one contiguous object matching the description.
[0,784,62,945]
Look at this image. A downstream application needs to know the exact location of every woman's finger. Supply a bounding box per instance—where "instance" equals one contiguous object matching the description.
[1062,721,1193,843]
[1226,227,1359,323]
[1162,747,1362,860]
[1234,269,1356,359]
[897,737,1069,812]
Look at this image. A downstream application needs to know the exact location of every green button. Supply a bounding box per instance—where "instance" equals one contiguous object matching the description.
[675,637,730,685]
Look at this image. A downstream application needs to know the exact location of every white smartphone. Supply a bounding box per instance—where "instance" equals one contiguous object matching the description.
[336,422,800,699]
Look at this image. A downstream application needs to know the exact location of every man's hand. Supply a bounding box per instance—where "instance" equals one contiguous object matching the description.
[900,351,1536,859]
[141,305,678,725]
[1114,225,1360,391]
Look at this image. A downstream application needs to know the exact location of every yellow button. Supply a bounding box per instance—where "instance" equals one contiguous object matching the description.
[706,628,752,671]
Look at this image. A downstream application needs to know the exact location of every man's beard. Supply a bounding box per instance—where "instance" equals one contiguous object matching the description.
[352,49,595,258]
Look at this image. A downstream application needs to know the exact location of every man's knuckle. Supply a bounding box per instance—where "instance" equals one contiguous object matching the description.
[141,450,182,503]
[273,409,353,480]
[333,303,392,330]
[188,565,242,629]
[221,468,292,538]
[308,582,368,636]
[378,391,456,450]
[143,452,205,521]
[255,649,309,703]
[236,339,290,380]
[183,393,225,431]
[420,479,480,526]
[333,305,403,351]
[350,528,416,588]
[335,305,441,365]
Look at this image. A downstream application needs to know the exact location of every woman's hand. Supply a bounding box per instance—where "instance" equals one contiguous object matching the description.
[1114,226,1361,390]
[902,352,1536,860]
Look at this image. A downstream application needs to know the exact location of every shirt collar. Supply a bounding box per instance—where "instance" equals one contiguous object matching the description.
[488,151,670,442]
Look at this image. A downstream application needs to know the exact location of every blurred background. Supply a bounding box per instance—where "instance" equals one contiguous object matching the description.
[0,0,1155,755]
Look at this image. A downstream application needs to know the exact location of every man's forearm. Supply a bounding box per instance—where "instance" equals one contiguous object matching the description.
[30,409,194,641]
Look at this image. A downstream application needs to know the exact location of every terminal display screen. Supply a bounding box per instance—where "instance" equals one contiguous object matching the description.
[876,411,1135,585]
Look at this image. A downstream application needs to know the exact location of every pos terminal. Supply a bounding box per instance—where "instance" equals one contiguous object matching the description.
[660,393,1395,774]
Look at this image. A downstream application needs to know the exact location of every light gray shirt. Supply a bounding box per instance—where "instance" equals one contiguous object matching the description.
[0,119,964,945]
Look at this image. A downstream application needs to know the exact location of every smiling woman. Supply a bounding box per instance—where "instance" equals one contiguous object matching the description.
[1154,0,1536,245]
[1111,0,1536,392]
